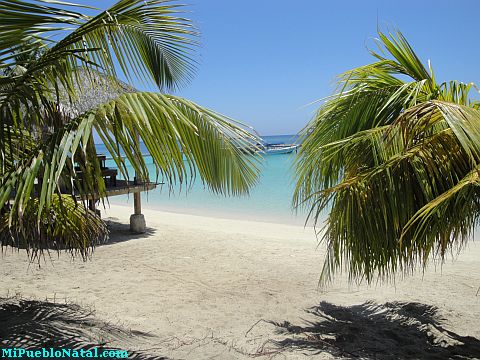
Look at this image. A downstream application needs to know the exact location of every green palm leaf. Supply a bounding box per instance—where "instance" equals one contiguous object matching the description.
[0,0,197,90]
[294,30,480,284]
[93,92,260,195]
[0,195,108,261]
[0,1,262,257]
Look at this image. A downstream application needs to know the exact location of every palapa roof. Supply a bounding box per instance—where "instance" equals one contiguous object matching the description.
[60,69,137,117]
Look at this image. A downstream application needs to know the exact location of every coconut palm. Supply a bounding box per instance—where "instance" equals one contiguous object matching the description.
[294,30,480,284]
[0,0,260,259]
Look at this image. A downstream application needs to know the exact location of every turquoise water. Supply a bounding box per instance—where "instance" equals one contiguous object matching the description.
[97,135,311,225]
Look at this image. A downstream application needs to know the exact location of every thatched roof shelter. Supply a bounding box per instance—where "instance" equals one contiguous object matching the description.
[59,69,137,116]
[61,69,155,233]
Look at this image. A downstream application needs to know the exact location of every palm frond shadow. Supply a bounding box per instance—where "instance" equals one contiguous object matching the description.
[0,297,168,360]
[268,301,480,359]
[0,218,156,252]
[102,218,157,246]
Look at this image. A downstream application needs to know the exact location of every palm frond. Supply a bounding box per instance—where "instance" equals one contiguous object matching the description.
[294,30,480,284]
[0,0,197,91]
[93,93,261,195]
[1,91,261,250]
[0,195,108,261]
[0,1,262,257]
[401,166,480,263]
[0,110,103,225]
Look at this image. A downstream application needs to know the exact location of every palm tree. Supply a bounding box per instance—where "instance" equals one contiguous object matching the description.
[294,30,480,284]
[0,0,261,260]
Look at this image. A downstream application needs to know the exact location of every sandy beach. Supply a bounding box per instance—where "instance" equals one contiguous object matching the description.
[1,204,480,359]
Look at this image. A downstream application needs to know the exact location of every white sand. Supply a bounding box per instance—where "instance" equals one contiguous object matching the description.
[1,204,479,359]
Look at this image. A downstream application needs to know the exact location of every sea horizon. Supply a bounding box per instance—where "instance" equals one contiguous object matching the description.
[96,134,316,225]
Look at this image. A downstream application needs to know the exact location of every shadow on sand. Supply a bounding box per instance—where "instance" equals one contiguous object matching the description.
[101,218,157,246]
[0,297,168,360]
[268,301,480,359]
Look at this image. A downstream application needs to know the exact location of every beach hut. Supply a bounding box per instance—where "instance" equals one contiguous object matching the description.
[60,70,157,233]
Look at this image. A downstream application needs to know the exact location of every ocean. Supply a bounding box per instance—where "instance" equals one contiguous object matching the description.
[97,135,312,225]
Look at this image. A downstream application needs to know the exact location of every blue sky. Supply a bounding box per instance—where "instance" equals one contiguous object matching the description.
[80,0,479,135]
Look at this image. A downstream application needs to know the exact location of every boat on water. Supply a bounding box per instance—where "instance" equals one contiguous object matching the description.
[235,134,301,155]
[265,144,300,154]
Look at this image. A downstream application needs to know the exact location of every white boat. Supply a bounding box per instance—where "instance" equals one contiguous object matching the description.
[265,144,300,154]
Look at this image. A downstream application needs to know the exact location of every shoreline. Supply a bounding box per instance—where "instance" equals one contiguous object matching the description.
[103,204,319,239]
[107,199,316,228]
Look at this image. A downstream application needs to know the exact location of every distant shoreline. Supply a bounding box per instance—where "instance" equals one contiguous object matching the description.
[107,199,313,227]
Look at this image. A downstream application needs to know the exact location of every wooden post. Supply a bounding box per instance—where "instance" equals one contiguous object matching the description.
[133,133,142,216]
[129,131,146,233]
[134,191,141,215]
[88,199,95,212]
[88,198,101,217]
